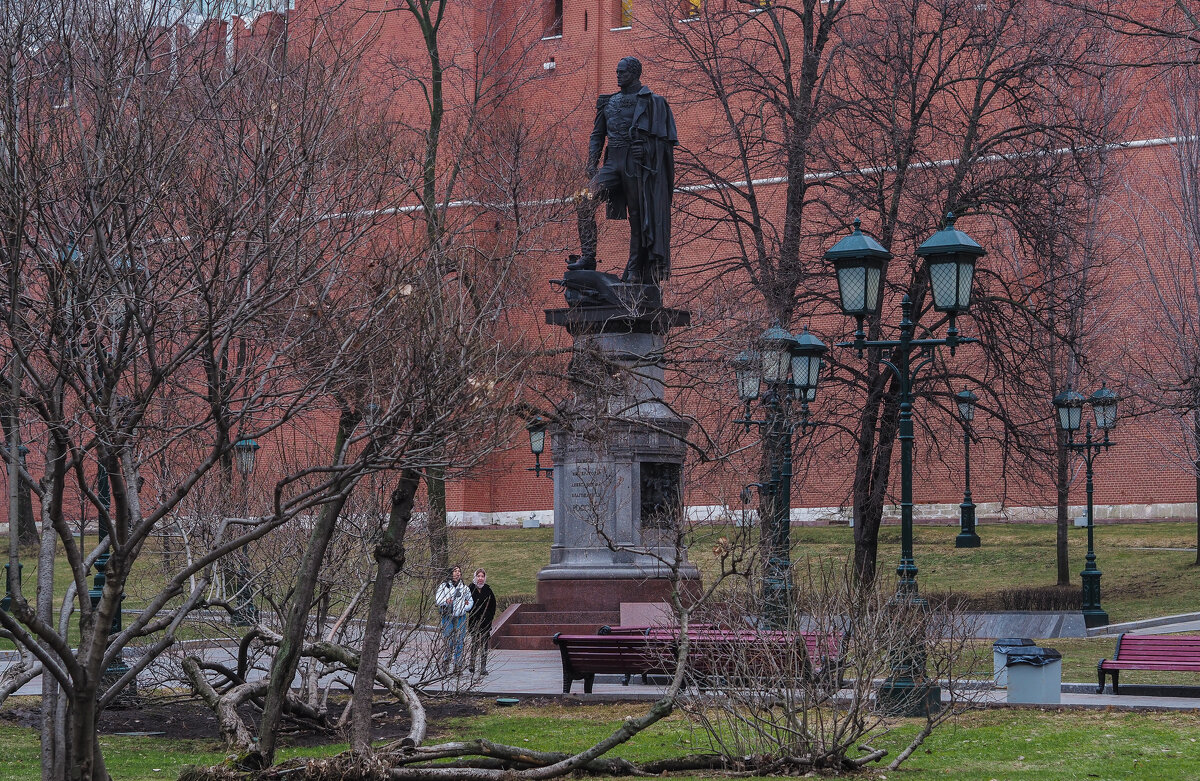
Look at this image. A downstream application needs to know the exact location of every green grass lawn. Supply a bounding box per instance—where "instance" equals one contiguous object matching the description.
[0,725,344,781]
[6,521,1198,668]
[8,521,1198,625]
[4,699,1200,780]
[428,701,1200,780]
[462,521,1200,624]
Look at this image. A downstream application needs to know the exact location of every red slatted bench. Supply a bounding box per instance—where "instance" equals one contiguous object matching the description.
[554,628,845,694]
[1097,634,1200,694]
[595,625,718,684]
[680,629,846,690]
[553,633,673,694]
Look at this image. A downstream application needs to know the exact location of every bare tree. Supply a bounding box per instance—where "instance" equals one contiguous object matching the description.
[644,1,1123,587]
[0,2,421,777]
[679,562,983,773]
[251,0,578,765]
[371,0,578,575]
[1127,65,1200,566]
[1055,0,1200,66]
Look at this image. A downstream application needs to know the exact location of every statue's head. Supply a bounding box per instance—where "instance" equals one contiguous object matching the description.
[616,57,642,88]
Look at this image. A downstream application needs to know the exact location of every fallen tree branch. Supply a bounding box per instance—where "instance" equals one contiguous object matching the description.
[850,746,888,767]
[383,739,635,770]
[249,628,428,747]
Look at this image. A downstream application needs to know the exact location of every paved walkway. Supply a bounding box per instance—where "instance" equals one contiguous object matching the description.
[447,649,1200,710]
[5,615,1200,710]
[1087,611,1200,637]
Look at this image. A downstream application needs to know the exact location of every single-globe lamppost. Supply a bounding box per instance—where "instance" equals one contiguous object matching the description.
[1,445,27,612]
[90,454,133,694]
[231,437,260,626]
[1052,383,1118,628]
[732,323,827,628]
[526,417,553,479]
[827,214,986,715]
[955,389,981,548]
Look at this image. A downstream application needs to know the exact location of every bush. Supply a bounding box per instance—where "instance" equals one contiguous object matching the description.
[923,585,1082,612]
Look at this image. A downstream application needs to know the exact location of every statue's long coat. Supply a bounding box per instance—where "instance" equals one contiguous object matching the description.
[592,87,678,280]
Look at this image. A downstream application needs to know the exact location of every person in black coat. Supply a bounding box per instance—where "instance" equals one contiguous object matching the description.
[467,568,497,675]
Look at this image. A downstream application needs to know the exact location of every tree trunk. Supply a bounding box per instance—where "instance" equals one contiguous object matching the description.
[1,400,36,547]
[66,682,108,781]
[38,445,64,781]
[351,469,420,755]
[1194,409,1200,567]
[255,485,354,765]
[16,468,34,547]
[853,371,900,587]
[1056,429,1070,586]
[256,410,361,766]
[426,466,448,574]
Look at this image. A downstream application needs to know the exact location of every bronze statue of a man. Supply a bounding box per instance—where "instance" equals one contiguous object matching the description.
[569,57,677,285]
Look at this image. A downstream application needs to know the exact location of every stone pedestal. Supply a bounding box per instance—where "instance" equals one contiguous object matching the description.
[537,303,701,614]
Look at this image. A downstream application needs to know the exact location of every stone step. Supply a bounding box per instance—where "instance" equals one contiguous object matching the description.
[503,622,610,637]
[491,635,558,651]
[512,611,619,625]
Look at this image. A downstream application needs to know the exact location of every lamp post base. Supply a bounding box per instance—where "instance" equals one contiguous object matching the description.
[1081,567,1106,627]
[101,657,139,707]
[1,562,21,612]
[231,604,260,627]
[954,531,981,548]
[876,678,941,717]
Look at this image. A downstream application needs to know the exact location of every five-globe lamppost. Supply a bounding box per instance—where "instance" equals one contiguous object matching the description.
[732,323,827,628]
[955,389,981,548]
[827,214,986,714]
[1052,383,1118,628]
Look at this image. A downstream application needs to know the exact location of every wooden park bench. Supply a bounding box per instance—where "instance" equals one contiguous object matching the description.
[595,624,724,685]
[553,632,673,694]
[554,628,845,694]
[1097,634,1200,694]
[683,628,847,691]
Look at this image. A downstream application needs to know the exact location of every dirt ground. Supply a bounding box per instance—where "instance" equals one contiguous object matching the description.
[0,694,495,747]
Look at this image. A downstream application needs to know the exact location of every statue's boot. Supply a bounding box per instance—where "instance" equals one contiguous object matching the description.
[621,252,647,284]
[574,192,599,271]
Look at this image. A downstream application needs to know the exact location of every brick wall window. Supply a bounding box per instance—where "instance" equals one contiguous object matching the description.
[546,0,563,37]
[616,0,632,28]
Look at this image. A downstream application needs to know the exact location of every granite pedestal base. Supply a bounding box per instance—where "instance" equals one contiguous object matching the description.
[536,574,701,614]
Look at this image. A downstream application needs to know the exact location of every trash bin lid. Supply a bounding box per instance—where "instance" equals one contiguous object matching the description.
[1005,647,1062,667]
[992,637,1035,650]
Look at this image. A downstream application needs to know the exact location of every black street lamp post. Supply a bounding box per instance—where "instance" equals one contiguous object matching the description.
[955,389,981,548]
[827,214,986,714]
[0,561,17,612]
[89,458,134,694]
[1053,384,1118,629]
[526,417,553,479]
[1,444,25,612]
[231,438,260,627]
[733,324,827,628]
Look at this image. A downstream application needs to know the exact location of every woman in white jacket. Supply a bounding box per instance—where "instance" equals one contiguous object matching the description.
[435,565,473,669]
